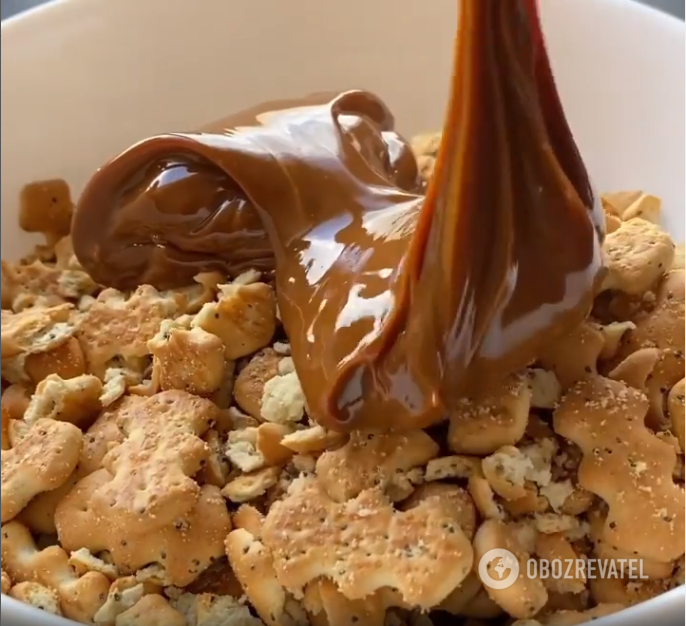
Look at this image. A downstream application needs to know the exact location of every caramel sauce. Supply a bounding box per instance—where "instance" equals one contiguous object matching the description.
[72,0,604,431]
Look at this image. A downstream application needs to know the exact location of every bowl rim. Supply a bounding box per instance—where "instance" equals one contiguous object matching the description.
[2,0,685,34]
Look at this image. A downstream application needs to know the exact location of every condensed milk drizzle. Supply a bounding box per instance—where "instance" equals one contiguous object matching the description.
[72,0,604,431]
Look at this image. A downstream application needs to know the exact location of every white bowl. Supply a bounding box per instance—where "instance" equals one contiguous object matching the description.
[1,0,684,625]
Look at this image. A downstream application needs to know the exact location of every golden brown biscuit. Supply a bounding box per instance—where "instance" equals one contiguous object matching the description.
[481,439,556,502]
[148,322,226,395]
[468,473,506,520]
[233,348,282,419]
[93,576,152,625]
[1,384,32,421]
[193,277,276,360]
[77,285,183,376]
[198,429,230,487]
[19,179,74,237]
[18,473,79,535]
[0,404,10,450]
[307,579,396,626]
[1,521,109,622]
[256,422,295,466]
[473,520,548,618]
[279,425,347,455]
[673,244,685,271]
[437,572,482,614]
[8,581,62,616]
[56,474,231,587]
[402,482,477,539]
[86,390,216,529]
[260,357,306,424]
[1,259,96,312]
[668,378,685,450]
[608,192,661,224]
[622,270,684,355]
[602,218,674,295]
[425,455,481,481]
[115,594,186,626]
[1,418,82,522]
[1,569,11,594]
[535,533,585,594]
[601,190,643,217]
[232,504,265,536]
[410,132,441,184]
[222,466,282,503]
[538,323,604,389]
[587,509,673,580]
[173,592,267,626]
[526,369,563,409]
[597,321,635,360]
[79,396,143,476]
[448,373,531,455]
[604,212,622,234]
[68,549,119,581]
[261,475,473,609]
[644,348,685,429]
[315,430,438,502]
[173,270,227,315]
[226,528,302,626]
[225,426,265,472]
[536,481,574,514]
[1,303,76,360]
[589,577,670,607]
[554,376,684,562]
[23,373,102,429]
[608,347,660,392]
[24,336,86,384]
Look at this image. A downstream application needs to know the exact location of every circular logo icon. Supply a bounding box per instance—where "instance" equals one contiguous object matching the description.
[478,548,520,590]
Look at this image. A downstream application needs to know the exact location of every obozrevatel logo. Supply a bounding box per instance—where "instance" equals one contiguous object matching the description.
[478,548,520,590]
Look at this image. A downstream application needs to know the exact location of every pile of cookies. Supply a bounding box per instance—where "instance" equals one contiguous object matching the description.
[0,136,684,626]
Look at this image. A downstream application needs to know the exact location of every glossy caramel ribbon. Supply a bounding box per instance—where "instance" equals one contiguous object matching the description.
[73,0,604,430]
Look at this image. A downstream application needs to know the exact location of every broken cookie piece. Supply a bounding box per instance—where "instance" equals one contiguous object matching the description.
[115,594,186,626]
[222,466,281,503]
[315,430,438,502]
[149,322,226,395]
[77,285,183,376]
[172,592,266,626]
[56,475,231,588]
[601,218,675,295]
[1,521,110,622]
[233,348,282,419]
[1,303,76,360]
[23,373,102,428]
[260,357,306,424]
[24,336,87,384]
[554,376,685,563]
[473,520,547,618]
[8,581,63,616]
[1,418,82,523]
[261,475,473,609]
[448,373,531,455]
[193,277,276,360]
[87,390,217,529]
[225,527,303,626]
